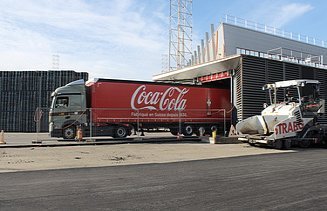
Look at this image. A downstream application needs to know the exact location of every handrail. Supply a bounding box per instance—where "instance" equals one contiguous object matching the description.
[223,15,327,48]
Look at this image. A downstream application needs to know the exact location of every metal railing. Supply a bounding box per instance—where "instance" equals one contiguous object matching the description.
[236,47,327,69]
[224,15,327,48]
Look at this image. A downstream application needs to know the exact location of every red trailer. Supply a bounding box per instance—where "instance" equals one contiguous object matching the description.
[49,79,231,139]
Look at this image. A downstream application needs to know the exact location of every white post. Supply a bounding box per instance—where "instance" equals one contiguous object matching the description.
[205,32,210,62]
[179,110,182,136]
[137,109,140,137]
[223,109,226,136]
[90,108,93,141]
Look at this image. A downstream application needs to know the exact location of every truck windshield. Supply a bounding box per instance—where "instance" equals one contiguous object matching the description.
[271,87,299,104]
[53,97,69,108]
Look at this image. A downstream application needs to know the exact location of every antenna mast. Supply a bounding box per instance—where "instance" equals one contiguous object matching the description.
[52,54,60,70]
[169,0,193,71]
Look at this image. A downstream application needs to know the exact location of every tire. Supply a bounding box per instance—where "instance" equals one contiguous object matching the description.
[183,125,193,136]
[210,125,218,132]
[323,140,327,148]
[273,139,283,149]
[170,129,178,136]
[114,126,128,138]
[299,140,310,148]
[63,126,76,140]
[283,140,292,149]
[195,127,206,136]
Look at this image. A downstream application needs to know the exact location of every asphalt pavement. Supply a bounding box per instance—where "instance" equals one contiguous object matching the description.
[0,148,326,210]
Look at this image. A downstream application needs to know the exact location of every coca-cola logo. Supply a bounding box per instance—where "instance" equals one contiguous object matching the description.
[131,85,189,111]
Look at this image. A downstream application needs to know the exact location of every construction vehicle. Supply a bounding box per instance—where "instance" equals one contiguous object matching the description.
[236,79,327,149]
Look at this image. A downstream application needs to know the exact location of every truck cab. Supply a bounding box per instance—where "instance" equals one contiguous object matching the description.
[49,80,87,139]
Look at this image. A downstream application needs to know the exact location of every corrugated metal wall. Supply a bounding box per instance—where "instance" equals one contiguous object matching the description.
[237,55,327,123]
[237,55,266,121]
[0,71,88,132]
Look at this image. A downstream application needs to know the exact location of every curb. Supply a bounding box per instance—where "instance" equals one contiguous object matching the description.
[217,137,242,144]
[0,137,202,149]
[200,136,242,144]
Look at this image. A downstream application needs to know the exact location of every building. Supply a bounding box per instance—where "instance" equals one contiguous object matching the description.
[0,70,88,132]
[154,16,327,124]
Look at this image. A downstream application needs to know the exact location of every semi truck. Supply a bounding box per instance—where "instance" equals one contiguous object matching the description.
[49,78,231,139]
[236,79,327,149]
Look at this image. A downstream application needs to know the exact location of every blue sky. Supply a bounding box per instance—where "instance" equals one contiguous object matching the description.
[0,0,325,80]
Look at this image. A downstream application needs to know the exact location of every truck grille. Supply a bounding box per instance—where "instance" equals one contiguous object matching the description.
[294,110,303,123]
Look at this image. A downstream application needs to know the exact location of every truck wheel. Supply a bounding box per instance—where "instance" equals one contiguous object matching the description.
[170,130,178,136]
[195,127,206,136]
[183,125,193,136]
[210,125,218,132]
[63,126,76,140]
[114,126,127,138]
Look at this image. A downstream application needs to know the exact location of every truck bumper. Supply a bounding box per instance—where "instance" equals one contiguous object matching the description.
[249,139,269,145]
[239,135,272,146]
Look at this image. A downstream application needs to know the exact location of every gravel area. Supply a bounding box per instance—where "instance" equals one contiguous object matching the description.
[0,141,293,173]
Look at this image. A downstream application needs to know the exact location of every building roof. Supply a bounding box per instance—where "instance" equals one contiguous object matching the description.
[153,55,241,81]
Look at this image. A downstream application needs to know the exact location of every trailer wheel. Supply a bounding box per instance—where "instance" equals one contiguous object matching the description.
[63,126,76,140]
[183,125,193,136]
[114,126,127,138]
[210,125,218,132]
[195,127,206,136]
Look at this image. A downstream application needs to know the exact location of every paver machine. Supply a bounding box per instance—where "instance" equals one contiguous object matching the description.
[236,79,327,149]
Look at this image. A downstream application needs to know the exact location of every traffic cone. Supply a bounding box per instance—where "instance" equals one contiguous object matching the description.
[177,132,182,140]
[228,125,238,137]
[76,127,83,142]
[0,130,6,144]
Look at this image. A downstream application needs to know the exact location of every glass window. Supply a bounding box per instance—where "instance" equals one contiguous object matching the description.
[55,97,69,108]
